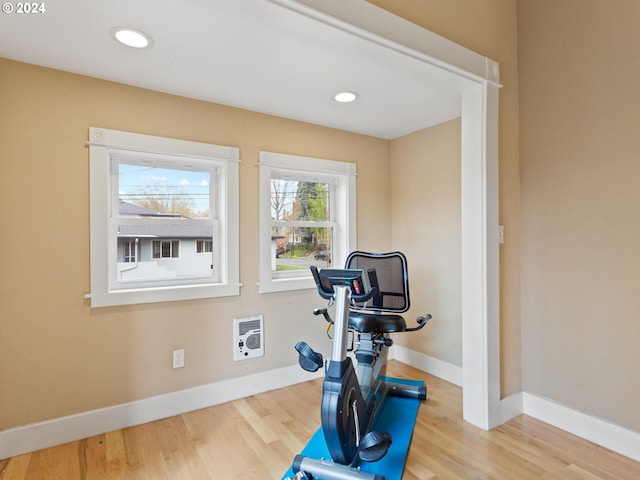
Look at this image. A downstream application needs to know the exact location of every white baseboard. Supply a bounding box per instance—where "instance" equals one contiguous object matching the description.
[393,346,640,463]
[391,345,463,387]
[522,392,640,463]
[0,364,323,460]
[500,391,523,424]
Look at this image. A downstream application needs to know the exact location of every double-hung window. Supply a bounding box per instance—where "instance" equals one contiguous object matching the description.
[258,151,356,293]
[87,127,240,307]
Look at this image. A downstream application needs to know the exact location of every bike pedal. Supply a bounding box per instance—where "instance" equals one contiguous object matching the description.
[295,341,324,372]
[358,431,392,462]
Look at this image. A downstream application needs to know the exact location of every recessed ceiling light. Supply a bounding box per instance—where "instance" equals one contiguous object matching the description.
[334,91,359,103]
[110,27,154,49]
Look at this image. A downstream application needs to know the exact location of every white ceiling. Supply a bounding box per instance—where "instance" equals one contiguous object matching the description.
[0,0,471,139]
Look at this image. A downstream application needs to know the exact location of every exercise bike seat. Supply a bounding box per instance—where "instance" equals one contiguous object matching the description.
[347,311,407,333]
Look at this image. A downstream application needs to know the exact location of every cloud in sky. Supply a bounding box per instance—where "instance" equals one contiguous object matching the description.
[178,179,209,186]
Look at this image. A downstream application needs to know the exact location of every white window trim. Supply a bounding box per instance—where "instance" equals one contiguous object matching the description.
[258,151,356,294]
[86,127,240,307]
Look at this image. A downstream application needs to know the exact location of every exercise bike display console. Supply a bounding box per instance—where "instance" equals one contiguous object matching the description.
[288,251,431,480]
[313,268,374,300]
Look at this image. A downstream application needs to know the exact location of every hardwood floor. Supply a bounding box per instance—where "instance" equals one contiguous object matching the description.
[1,361,638,479]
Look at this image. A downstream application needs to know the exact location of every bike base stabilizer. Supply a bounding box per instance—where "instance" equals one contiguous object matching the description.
[292,454,385,480]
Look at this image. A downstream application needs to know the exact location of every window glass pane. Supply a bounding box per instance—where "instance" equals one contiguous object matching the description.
[117,224,214,283]
[118,163,211,219]
[273,226,332,272]
[271,179,330,222]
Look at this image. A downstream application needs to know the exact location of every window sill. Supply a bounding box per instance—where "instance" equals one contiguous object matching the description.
[258,276,317,294]
[85,283,241,308]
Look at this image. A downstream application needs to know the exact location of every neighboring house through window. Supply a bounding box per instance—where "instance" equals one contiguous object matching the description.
[87,127,239,307]
[258,151,356,293]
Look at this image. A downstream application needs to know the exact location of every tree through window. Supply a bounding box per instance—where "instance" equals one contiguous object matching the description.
[270,177,332,272]
[259,151,356,293]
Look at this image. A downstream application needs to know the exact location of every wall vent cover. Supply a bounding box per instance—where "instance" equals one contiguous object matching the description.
[233,315,264,361]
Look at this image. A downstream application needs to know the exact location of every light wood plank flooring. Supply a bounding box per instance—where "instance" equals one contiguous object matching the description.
[1,361,638,479]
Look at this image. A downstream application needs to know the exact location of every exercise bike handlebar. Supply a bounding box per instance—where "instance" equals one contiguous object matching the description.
[404,313,432,332]
[312,307,332,323]
[349,285,379,304]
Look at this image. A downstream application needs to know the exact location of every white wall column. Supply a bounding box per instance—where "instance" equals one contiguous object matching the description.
[461,82,501,429]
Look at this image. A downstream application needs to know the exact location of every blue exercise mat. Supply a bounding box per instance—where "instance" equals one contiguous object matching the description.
[281,377,423,480]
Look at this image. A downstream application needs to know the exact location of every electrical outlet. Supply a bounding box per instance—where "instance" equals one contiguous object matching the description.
[173,349,185,368]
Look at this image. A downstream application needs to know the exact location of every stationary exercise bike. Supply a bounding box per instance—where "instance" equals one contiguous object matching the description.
[288,251,431,480]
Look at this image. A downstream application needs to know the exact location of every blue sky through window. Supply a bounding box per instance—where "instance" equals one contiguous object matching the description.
[119,163,211,216]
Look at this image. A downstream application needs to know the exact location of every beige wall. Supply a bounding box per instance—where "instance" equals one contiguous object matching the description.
[369,0,521,396]
[0,59,390,429]
[518,0,640,432]
[390,119,462,366]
